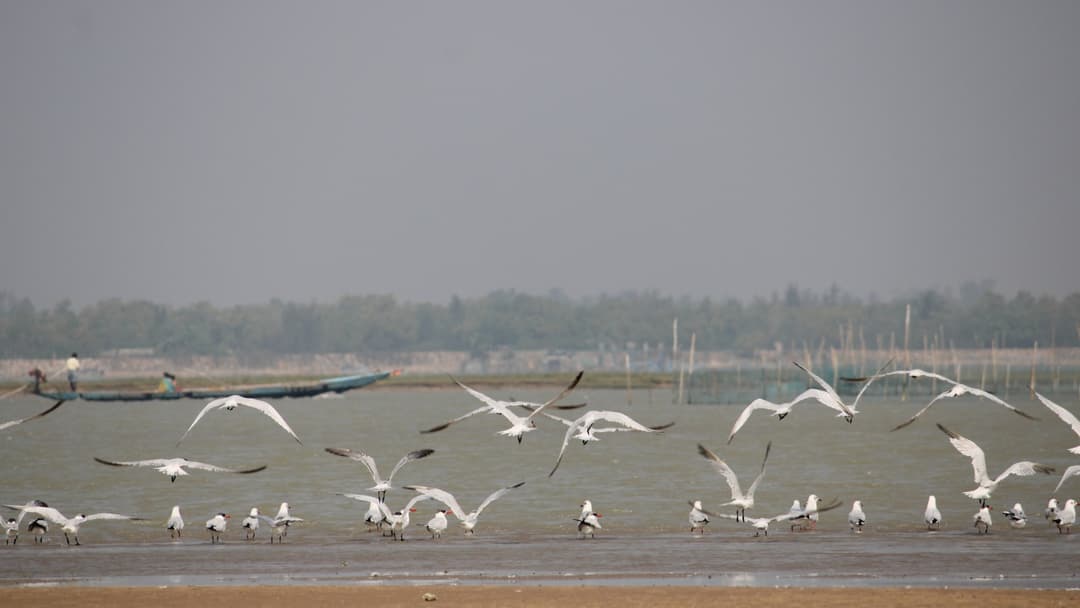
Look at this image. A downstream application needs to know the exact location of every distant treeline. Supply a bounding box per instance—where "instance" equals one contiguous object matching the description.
[1,282,1078,358]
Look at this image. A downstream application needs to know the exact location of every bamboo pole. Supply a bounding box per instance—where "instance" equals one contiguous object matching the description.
[672,318,679,404]
[624,352,632,406]
[686,332,696,405]
[1029,341,1038,392]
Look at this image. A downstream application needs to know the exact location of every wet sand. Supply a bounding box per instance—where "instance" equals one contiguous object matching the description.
[5,586,1077,607]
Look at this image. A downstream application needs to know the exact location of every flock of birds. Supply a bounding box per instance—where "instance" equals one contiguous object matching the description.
[2,363,1080,546]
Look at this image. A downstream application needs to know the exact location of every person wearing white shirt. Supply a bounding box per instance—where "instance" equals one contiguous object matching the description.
[65,353,80,391]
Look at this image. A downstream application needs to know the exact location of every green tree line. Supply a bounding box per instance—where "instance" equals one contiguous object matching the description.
[1,283,1078,358]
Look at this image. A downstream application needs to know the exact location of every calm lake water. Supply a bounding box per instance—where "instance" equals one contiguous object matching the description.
[0,384,1078,588]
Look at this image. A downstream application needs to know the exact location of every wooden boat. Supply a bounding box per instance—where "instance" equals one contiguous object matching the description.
[32,371,391,402]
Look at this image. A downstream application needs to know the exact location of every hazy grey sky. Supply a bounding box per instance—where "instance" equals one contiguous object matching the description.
[2,1,1078,308]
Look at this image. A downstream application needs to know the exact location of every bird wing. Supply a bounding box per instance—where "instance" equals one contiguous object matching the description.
[959,386,1037,420]
[793,361,853,417]
[339,493,394,520]
[231,396,303,444]
[770,498,843,523]
[580,410,658,433]
[176,400,222,445]
[548,417,586,477]
[539,412,575,427]
[386,449,436,483]
[184,460,267,474]
[324,448,382,484]
[936,424,989,485]
[992,461,1054,485]
[84,513,138,522]
[475,481,526,517]
[402,486,464,516]
[727,398,782,444]
[1035,392,1080,438]
[0,400,65,431]
[893,390,951,431]
[403,493,433,512]
[1052,464,1080,494]
[697,443,744,500]
[744,441,772,499]
[94,457,175,468]
[13,505,68,526]
[523,371,585,422]
[420,404,494,434]
[848,359,897,407]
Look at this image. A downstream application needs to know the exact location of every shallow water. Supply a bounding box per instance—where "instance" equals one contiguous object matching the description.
[0,385,1078,588]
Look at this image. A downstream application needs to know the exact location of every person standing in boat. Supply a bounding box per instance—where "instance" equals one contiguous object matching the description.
[158,372,179,393]
[65,353,80,392]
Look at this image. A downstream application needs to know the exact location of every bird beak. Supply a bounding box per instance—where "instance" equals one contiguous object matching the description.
[409,508,417,512]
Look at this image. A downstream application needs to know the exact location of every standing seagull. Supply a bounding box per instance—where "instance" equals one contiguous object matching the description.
[924,496,942,530]
[424,509,450,539]
[1052,499,1076,534]
[936,424,1054,507]
[1045,498,1060,525]
[688,500,710,535]
[339,493,430,541]
[5,505,140,546]
[404,482,526,535]
[241,508,260,540]
[324,447,435,502]
[206,513,229,544]
[267,502,302,542]
[548,410,673,476]
[1033,392,1080,454]
[93,456,267,482]
[27,517,48,544]
[166,506,184,539]
[704,498,843,537]
[849,500,867,533]
[973,506,992,534]
[177,395,302,445]
[2,518,16,544]
[0,400,65,432]
[696,441,771,522]
[575,500,602,539]
[891,383,1037,431]
[1002,503,1027,528]
[423,371,584,443]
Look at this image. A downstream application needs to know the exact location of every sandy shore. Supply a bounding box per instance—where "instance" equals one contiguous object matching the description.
[4,586,1076,608]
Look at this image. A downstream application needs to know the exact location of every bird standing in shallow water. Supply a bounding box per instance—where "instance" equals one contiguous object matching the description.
[166,506,184,539]
[849,500,867,533]
[1002,503,1026,528]
[688,500,709,535]
[924,496,942,530]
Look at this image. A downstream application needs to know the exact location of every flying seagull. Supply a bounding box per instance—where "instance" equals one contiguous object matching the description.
[324,447,435,501]
[937,423,1054,506]
[548,410,673,477]
[404,482,526,535]
[93,456,267,482]
[696,441,771,522]
[1033,392,1080,454]
[0,400,65,431]
[177,395,302,445]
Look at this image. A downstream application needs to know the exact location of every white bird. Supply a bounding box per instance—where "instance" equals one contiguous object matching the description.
[1034,392,1080,454]
[6,504,140,546]
[424,509,450,539]
[93,456,267,482]
[726,389,834,443]
[2,518,16,545]
[705,498,843,537]
[404,482,526,535]
[423,371,584,443]
[1052,499,1076,534]
[974,506,992,534]
[785,499,803,531]
[206,513,229,544]
[362,500,388,533]
[800,494,822,531]
[266,502,302,542]
[1045,498,1060,524]
[166,505,184,539]
[937,423,1054,506]
[892,383,1037,431]
[177,395,302,445]
[574,500,602,538]
[1002,503,1027,528]
[27,517,48,544]
[849,500,866,532]
[696,441,771,522]
[688,500,709,534]
[846,368,956,407]
[793,361,857,422]
[548,410,673,476]
[0,400,65,432]
[324,447,435,501]
[241,507,260,540]
[339,493,430,541]
[924,495,942,530]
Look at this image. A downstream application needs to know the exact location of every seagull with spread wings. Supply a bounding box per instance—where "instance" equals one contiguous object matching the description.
[1033,392,1080,454]
[937,423,1054,507]
[0,400,65,431]
[4,504,140,546]
[404,482,526,535]
[890,382,1037,431]
[324,447,435,501]
[696,441,771,522]
[177,395,302,445]
[93,456,267,482]
[547,410,673,477]
[704,498,843,537]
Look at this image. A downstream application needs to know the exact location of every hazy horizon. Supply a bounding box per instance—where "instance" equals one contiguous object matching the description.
[3,2,1078,309]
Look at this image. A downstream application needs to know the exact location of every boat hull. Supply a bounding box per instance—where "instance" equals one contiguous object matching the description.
[33,371,391,402]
